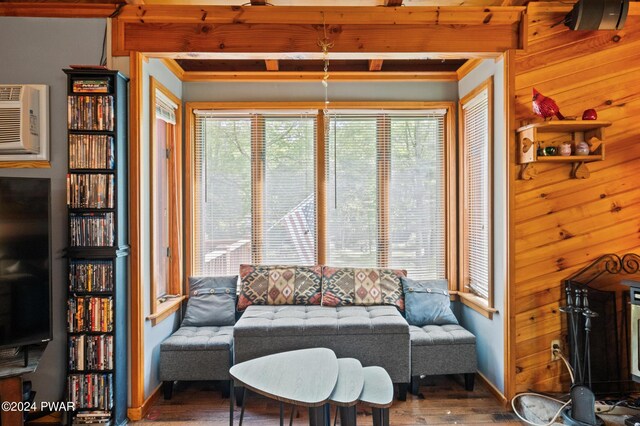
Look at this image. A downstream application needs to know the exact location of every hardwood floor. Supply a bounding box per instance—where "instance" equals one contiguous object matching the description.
[132,375,523,425]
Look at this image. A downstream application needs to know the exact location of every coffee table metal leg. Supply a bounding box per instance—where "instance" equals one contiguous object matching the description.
[229,381,235,426]
[339,406,357,426]
[371,408,389,426]
[308,403,330,426]
[289,405,296,426]
[280,402,284,426]
[239,388,247,426]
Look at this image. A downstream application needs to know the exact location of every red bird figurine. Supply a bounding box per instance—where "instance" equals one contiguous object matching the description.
[532,88,565,120]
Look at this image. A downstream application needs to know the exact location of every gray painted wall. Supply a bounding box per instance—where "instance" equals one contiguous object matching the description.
[183,81,458,103]
[0,17,106,403]
[458,58,507,393]
[140,59,183,398]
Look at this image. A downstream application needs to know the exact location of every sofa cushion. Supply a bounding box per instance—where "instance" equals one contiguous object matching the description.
[410,324,477,376]
[159,326,233,381]
[409,324,476,346]
[238,264,322,311]
[321,267,406,311]
[181,276,237,327]
[401,277,458,326]
[161,326,234,351]
[234,305,408,337]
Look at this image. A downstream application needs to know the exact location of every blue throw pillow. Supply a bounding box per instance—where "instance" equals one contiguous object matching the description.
[401,277,458,326]
[182,276,238,327]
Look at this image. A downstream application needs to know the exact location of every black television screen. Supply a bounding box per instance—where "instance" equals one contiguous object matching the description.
[0,177,52,348]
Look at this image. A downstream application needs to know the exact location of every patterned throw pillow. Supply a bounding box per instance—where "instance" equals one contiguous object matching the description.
[321,267,406,311]
[237,264,322,311]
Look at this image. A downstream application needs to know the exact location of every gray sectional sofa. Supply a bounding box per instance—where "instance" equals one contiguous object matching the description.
[159,265,477,401]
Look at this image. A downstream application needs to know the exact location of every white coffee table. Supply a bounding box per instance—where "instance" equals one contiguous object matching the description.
[229,348,392,426]
[230,348,338,426]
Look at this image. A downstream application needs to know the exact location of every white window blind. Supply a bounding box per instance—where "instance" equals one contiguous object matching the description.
[193,112,317,275]
[194,114,252,276]
[155,89,177,125]
[462,89,490,299]
[326,111,447,279]
[262,114,317,265]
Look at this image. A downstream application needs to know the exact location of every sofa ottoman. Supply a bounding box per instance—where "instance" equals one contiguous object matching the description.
[234,305,411,399]
[159,326,234,399]
[409,324,477,393]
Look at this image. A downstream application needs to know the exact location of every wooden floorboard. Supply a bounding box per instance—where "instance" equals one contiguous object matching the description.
[131,376,524,425]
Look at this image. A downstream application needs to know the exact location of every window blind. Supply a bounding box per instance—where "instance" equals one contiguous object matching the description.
[262,115,317,265]
[194,114,253,276]
[462,89,490,299]
[325,111,447,279]
[193,111,317,275]
[155,89,177,125]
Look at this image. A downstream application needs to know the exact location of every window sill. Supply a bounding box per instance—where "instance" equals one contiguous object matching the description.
[147,296,185,326]
[458,292,497,319]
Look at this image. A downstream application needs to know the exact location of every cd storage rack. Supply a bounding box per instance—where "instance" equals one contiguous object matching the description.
[64,69,129,426]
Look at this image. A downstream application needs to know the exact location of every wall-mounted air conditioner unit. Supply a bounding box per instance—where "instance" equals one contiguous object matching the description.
[0,84,49,163]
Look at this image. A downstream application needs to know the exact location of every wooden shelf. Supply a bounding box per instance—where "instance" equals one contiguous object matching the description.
[516,120,612,133]
[535,155,602,163]
[516,120,611,180]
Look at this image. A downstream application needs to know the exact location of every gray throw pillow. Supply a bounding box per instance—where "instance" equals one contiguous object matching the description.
[401,277,458,326]
[182,276,238,327]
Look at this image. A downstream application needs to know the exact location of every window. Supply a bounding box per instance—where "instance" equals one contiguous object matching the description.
[325,111,447,279]
[459,78,493,310]
[150,78,183,319]
[188,104,454,285]
[191,111,317,276]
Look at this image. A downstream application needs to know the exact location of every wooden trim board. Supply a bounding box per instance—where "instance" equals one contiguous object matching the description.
[477,371,509,407]
[0,3,120,17]
[179,71,458,82]
[129,50,145,415]
[127,382,163,421]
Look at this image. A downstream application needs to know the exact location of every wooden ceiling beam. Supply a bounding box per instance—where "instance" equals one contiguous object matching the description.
[0,3,120,18]
[368,59,384,71]
[384,0,404,6]
[265,60,279,71]
[115,22,521,56]
[114,5,524,25]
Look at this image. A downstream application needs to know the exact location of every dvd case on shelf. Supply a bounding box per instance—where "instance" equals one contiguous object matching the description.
[69,260,114,293]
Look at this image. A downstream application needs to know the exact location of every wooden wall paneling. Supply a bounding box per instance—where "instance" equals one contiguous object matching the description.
[511,10,640,395]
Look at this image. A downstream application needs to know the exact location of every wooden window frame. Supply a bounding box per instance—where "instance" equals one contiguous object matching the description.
[148,77,184,325]
[458,77,498,318]
[185,102,457,291]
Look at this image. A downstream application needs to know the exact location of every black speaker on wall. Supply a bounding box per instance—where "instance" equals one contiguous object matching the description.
[565,0,629,30]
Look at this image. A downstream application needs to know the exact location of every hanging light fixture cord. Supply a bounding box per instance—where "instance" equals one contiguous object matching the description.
[318,12,334,115]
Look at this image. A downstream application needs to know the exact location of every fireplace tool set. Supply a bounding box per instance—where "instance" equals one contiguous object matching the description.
[560,285,605,426]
